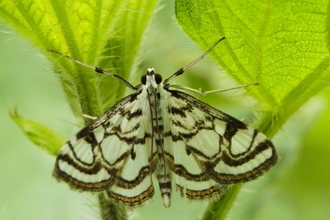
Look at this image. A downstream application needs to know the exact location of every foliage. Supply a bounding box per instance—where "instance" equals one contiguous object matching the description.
[1,0,330,219]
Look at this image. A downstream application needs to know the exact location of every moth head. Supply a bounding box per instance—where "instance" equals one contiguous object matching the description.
[141,68,162,88]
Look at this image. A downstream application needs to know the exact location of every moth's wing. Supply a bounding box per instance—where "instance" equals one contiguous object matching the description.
[54,91,157,206]
[162,90,278,200]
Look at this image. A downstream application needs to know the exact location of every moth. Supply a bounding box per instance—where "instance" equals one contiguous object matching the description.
[51,37,278,207]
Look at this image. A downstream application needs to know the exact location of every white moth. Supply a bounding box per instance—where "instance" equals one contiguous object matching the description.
[51,37,278,208]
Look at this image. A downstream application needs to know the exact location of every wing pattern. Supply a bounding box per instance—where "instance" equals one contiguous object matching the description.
[54,89,158,206]
[160,90,277,200]
[54,71,278,207]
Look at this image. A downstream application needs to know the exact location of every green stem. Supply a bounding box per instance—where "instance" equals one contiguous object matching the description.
[202,184,242,220]
[98,193,128,220]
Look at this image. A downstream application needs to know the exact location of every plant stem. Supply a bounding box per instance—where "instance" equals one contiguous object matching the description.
[201,184,242,220]
[98,193,128,220]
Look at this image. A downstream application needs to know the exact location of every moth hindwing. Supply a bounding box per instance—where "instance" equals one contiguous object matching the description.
[52,37,278,207]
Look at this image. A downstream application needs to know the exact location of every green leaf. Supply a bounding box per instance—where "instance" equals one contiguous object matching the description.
[0,0,158,127]
[175,0,330,219]
[176,0,330,135]
[10,109,65,156]
[97,0,160,111]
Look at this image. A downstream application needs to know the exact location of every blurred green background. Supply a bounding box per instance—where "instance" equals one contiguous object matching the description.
[1,1,330,220]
